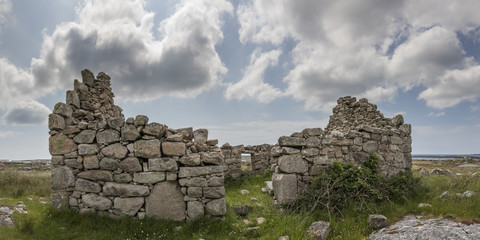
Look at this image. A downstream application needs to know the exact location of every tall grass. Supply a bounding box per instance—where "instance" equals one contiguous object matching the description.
[0,170,51,198]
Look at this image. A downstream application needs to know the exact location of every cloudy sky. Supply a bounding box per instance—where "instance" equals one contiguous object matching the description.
[1,0,480,160]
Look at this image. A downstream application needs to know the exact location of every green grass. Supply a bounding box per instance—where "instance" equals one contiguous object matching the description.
[1,164,480,239]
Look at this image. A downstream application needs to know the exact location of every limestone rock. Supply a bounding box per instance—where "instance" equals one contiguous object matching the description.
[96,130,120,144]
[205,198,226,216]
[392,114,404,127]
[193,129,208,144]
[278,136,306,147]
[202,152,223,165]
[133,172,165,184]
[134,115,149,127]
[369,214,387,229]
[107,116,124,129]
[265,181,273,195]
[203,186,225,198]
[146,182,186,221]
[78,144,99,156]
[114,173,132,183]
[134,139,161,158]
[187,201,204,220]
[54,102,73,117]
[83,155,99,169]
[118,157,142,172]
[149,158,178,171]
[101,143,128,159]
[99,157,118,170]
[66,90,80,108]
[73,130,96,144]
[179,154,201,166]
[162,142,185,156]
[121,124,140,141]
[142,122,167,138]
[50,191,69,210]
[278,155,308,173]
[77,170,113,181]
[75,178,101,193]
[178,166,223,178]
[81,69,95,87]
[113,197,144,216]
[179,177,208,187]
[49,114,65,130]
[103,182,150,197]
[272,173,297,204]
[306,221,330,240]
[82,193,112,210]
[49,135,77,155]
[51,166,75,190]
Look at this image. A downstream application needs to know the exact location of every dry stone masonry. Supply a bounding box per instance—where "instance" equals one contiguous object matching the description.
[271,96,412,204]
[49,70,226,221]
[221,144,273,178]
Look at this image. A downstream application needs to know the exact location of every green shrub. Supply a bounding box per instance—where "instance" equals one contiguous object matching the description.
[295,153,425,216]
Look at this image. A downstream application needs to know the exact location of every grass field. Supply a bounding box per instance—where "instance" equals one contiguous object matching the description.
[0,161,479,239]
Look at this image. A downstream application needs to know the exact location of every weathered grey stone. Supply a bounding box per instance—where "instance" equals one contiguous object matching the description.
[51,155,64,165]
[232,205,253,216]
[166,133,184,142]
[187,201,204,220]
[363,141,378,153]
[177,127,193,140]
[306,137,322,148]
[134,115,149,127]
[114,197,144,216]
[83,155,99,169]
[99,157,118,170]
[278,136,306,147]
[206,139,218,146]
[81,69,95,86]
[133,172,165,184]
[77,170,113,181]
[208,176,224,187]
[179,177,208,187]
[390,136,403,145]
[103,182,150,197]
[202,152,223,165]
[96,130,120,144]
[101,143,128,159]
[187,187,203,197]
[272,173,297,204]
[52,166,75,190]
[114,173,132,183]
[107,116,124,129]
[399,124,412,134]
[49,135,77,155]
[162,142,185,156]
[179,154,201,166]
[50,191,69,210]
[121,124,140,141]
[118,157,142,172]
[204,187,225,198]
[178,166,223,178]
[49,114,65,130]
[64,158,83,169]
[142,122,167,138]
[66,90,80,108]
[149,158,178,171]
[369,214,387,229]
[193,129,208,144]
[302,148,319,157]
[82,193,112,210]
[73,130,96,144]
[134,139,161,158]
[205,198,226,216]
[306,221,330,240]
[265,181,273,195]
[146,182,186,221]
[75,178,101,193]
[278,155,308,173]
[392,114,404,127]
[78,144,99,156]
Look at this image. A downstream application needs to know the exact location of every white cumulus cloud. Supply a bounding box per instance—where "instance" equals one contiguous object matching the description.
[1,100,51,125]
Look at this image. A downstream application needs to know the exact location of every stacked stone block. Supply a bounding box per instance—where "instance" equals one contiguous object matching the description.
[221,144,274,178]
[272,96,412,204]
[49,70,226,221]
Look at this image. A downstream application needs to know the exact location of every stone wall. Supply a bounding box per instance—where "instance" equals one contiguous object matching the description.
[49,70,226,221]
[271,96,412,204]
[221,144,273,178]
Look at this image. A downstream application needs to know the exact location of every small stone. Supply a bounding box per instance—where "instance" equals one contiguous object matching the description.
[193,129,208,144]
[279,236,290,240]
[439,191,450,198]
[205,198,226,216]
[134,115,149,127]
[418,203,432,208]
[48,114,65,130]
[107,117,125,129]
[251,198,258,202]
[179,154,201,166]
[78,144,99,156]
[462,190,476,198]
[142,122,167,138]
[240,189,250,195]
[368,214,387,229]
[118,157,142,172]
[306,221,330,240]
[257,217,266,224]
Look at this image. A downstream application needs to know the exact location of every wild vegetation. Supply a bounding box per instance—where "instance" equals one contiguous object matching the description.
[1,158,480,239]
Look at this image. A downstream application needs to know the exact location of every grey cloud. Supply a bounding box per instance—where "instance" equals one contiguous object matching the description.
[1,100,51,125]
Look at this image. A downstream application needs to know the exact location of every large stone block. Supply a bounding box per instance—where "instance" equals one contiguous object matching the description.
[134,139,161,158]
[272,173,297,204]
[178,166,223,178]
[121,125,140,141]
[162,142,185,156]
[78,144,99,156]
[53,102,73,117]
[179,154,201,166]
[48,114,65,130]
[278,136,306,147]
[99,157,118,170]
[278,155,308,173]
[49,135,77,155]
[205,198,226,216]
[75,178,101,193]
[179,177,208,187]
[203,187,225,198]
[193,129,208,144]
[82,193,112,210]
[149,158,178,171]
[363,141,378,153]
[83,155,99,169]
[50,191,69,210]
[114,197,144,216]
[107,116,125,129]
[146,182,186,221]
[133,172,165,184]
[51,166,75,190]
[306,221,330,240]
[202,152,223,165]
[119,157,142,172]
[77,170,113,181]
[101,143,128,159]
[142,122,167,138]
[96,130,120,144]
[73,130,96,144]
[66,90,80,108]
[187,201,204,220]
[103,182,150,197]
